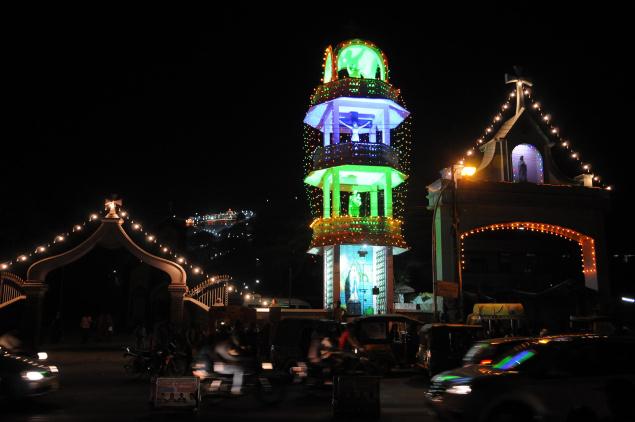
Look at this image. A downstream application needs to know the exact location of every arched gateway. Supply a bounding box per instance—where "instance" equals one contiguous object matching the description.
[427,74,611,319]
[1,203,188,347]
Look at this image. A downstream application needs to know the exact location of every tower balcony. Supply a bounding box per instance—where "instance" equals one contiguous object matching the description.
[312,142,399,171]
[308,216,407,255]
[310,78,400,106]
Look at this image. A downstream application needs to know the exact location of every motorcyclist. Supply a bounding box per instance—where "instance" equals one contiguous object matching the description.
[213,321,255,395]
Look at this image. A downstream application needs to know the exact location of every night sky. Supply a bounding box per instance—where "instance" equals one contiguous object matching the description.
[2,6,634,297]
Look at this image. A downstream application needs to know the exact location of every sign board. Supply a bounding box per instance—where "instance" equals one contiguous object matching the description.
[153,377,200,409]
[435,281,459,299]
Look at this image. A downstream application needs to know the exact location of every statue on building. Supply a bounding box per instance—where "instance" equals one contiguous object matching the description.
[339,118,371,142]
[518,155,528,182]
[348,191,362,217]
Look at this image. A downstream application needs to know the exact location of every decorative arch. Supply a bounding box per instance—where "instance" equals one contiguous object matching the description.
[460,222,597,290]
[27,217,187,287]
[511,143,544,184]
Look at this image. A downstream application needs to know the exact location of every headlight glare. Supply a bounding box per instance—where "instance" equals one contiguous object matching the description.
[445,385,472,395]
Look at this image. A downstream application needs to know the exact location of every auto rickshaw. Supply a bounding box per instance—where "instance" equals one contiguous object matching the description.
[351,315,424,373]
[416,323,483,377]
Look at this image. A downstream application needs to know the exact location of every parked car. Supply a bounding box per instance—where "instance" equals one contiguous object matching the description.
[351,315,424,373]
[427,334,635,421]
[0,347,59,399]
[417,323,483,376]
[462,336,529,366]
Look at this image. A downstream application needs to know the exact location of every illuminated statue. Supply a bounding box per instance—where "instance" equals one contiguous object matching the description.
[518,155,528,182]
[339,118,371,142]
[348,191,362,217]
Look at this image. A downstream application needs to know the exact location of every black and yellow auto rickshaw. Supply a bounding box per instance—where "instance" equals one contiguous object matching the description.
[466,303,526,337]
[351,315,424,373]
[416,323,483,377]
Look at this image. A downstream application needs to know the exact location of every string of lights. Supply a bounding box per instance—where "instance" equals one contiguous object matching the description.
[459,222,597,275]
[455,86,612,190]
[0,203,267,299]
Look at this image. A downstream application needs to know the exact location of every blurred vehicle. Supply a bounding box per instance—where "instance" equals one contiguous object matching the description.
[192,331,286,405]
[351,314,424,373]
[462,337,529,366]
[0,347,59,399]
[417,324,483,376]
[466,303,526,337]
[427,334,635,421]
[270,318,341,373]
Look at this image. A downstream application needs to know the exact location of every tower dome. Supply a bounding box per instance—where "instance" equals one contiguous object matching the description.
[322,39,389,83]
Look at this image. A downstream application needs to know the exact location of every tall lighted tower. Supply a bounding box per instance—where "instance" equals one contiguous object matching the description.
[303,40,412,315]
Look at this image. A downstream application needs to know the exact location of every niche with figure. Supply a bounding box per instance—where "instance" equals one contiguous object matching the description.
[511,144,544,184]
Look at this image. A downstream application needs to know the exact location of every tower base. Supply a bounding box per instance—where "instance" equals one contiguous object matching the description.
[324,244,394,315]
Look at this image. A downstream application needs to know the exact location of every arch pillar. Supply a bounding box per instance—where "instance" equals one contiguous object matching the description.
[168,284,188,327]
[20,281,47,349]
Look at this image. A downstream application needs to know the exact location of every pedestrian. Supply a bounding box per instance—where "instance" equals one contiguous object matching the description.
[80,314,92,344]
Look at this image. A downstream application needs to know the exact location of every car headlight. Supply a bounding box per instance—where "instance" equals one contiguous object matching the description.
[445,385,472,395]
[22,371,45,381]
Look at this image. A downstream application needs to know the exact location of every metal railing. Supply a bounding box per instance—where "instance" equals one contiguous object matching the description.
[312,142,399,170]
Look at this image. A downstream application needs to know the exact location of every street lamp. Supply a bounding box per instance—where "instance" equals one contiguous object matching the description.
[431,164,475,322]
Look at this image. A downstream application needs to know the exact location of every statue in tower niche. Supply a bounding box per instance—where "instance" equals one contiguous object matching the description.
[340,116,371,142]
[518,155,528,182]
[348,191,362,217]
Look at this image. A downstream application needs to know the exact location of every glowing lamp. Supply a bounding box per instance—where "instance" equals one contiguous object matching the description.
[56,235,65,242]
[461,167,476,177]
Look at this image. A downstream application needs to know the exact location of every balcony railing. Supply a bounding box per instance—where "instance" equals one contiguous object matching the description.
[310,78,400,106]
[312,142,399,170]
[309,216,407,252]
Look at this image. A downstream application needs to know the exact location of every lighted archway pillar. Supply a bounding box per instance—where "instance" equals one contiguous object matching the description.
[581,238,598,291]
[20,282,47,349]
[168,284,187,326]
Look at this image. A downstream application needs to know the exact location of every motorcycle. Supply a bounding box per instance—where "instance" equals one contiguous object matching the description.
[123,346,156,379]
[290,348,379,388]
[192,353,286,405]
[123,342,188,379]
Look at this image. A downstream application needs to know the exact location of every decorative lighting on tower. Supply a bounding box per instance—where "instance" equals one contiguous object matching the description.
[303,39,411,315]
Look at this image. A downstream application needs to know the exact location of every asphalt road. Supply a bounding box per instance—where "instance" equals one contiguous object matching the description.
[2,347,439,422]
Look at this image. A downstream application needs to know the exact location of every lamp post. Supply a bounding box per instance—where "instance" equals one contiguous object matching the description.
[431,164,475,322]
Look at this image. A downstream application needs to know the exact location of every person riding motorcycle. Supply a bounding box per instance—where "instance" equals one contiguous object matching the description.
[212,321,256,395]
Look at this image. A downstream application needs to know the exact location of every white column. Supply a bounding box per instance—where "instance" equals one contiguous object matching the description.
[382,107,390,145]
[369,123,377,143]
[332,101,340,145]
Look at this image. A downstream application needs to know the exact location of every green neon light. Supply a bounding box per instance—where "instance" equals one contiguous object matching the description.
[324,51,333,83]
[337,44,386,81]
[304,165,406,190]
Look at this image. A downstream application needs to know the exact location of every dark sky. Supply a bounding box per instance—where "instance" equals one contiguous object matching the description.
[2,5,634,267]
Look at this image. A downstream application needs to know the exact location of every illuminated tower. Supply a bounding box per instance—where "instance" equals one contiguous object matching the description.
[303,40,412,315]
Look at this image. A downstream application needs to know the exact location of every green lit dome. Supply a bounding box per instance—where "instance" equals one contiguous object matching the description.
[322,39,389,84]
